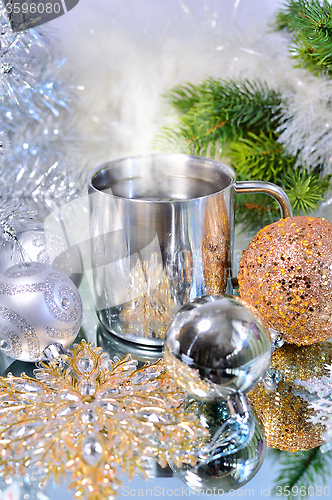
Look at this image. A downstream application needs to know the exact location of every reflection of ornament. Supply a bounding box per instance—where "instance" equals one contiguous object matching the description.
[0,223,83,288]
[164,295,271,401]
[119,252,180,342]
[97,325,163,368]
[0,340,208,500]
[170,400,265,493]
[248,342,332,451]
[164,295,270,459]
[0,262,82,361]
[238,216,332,345]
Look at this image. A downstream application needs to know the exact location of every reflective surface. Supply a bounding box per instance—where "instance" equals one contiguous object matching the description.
[0,288,269,500]
[164,295,271,400]
[88,154,233,346]
[169,400,266,493]
[97,324,163,365]
[87,153,290,347]
[248,342,332,452]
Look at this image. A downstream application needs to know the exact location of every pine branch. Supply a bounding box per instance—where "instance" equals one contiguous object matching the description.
[273,0,332,75]
[229,132,295,184]
[270,447,332,498]
[235,166,328,228]
[273,0,311,32]
[232,134,328,228]
[282,168,329,213]
[196,79,282,133]
[158,76,332,232]
[153,126,189,154]
[160,79,282,155]
[165,83,204,114]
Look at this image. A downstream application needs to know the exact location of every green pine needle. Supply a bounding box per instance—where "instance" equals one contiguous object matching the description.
[235,167,328,229]
[157,76,332,232]
[273,0,332,75]
[282,168,328,213]
[229,132,295,184]
[165,83,204,114]
[153,126,189,154]
[270,447,332,498]
[157,79,282,155]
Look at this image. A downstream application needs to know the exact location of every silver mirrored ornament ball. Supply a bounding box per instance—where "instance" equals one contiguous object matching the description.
[0,223,83,288]
[164,295,271,401]
[0,262,83,362]
[169,400,266,493]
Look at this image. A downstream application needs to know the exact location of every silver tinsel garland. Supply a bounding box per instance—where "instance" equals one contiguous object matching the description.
[0,0,82,224]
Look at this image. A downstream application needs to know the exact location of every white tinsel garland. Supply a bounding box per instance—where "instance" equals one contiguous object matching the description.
[277,73,332,174]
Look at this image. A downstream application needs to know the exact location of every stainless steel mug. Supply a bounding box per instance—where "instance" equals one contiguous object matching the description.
[87,154,291,347]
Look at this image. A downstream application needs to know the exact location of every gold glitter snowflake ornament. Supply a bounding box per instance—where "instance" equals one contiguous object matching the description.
[0,340,208,500]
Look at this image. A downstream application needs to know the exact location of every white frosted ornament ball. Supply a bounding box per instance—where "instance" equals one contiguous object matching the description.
[0,262,83,361]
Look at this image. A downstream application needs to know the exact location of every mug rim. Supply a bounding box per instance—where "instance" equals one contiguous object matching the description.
[86,153,236,203]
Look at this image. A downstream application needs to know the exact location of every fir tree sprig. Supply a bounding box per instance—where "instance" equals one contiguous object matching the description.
[282,168,329,213]
[234,163,328,230]
[229,132,295,183]
[230,129,328,216]
[157,76,331,230]
[159,79,283,156]
[274,0,332,75]
[270,447,332,498]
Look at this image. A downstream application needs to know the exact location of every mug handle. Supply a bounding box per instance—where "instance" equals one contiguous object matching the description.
[234,180,292,219]
[232,180,292,288]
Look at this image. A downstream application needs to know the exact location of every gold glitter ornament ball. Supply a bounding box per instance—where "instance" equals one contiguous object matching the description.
[248,342,332,452]
[238,216,332,345]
